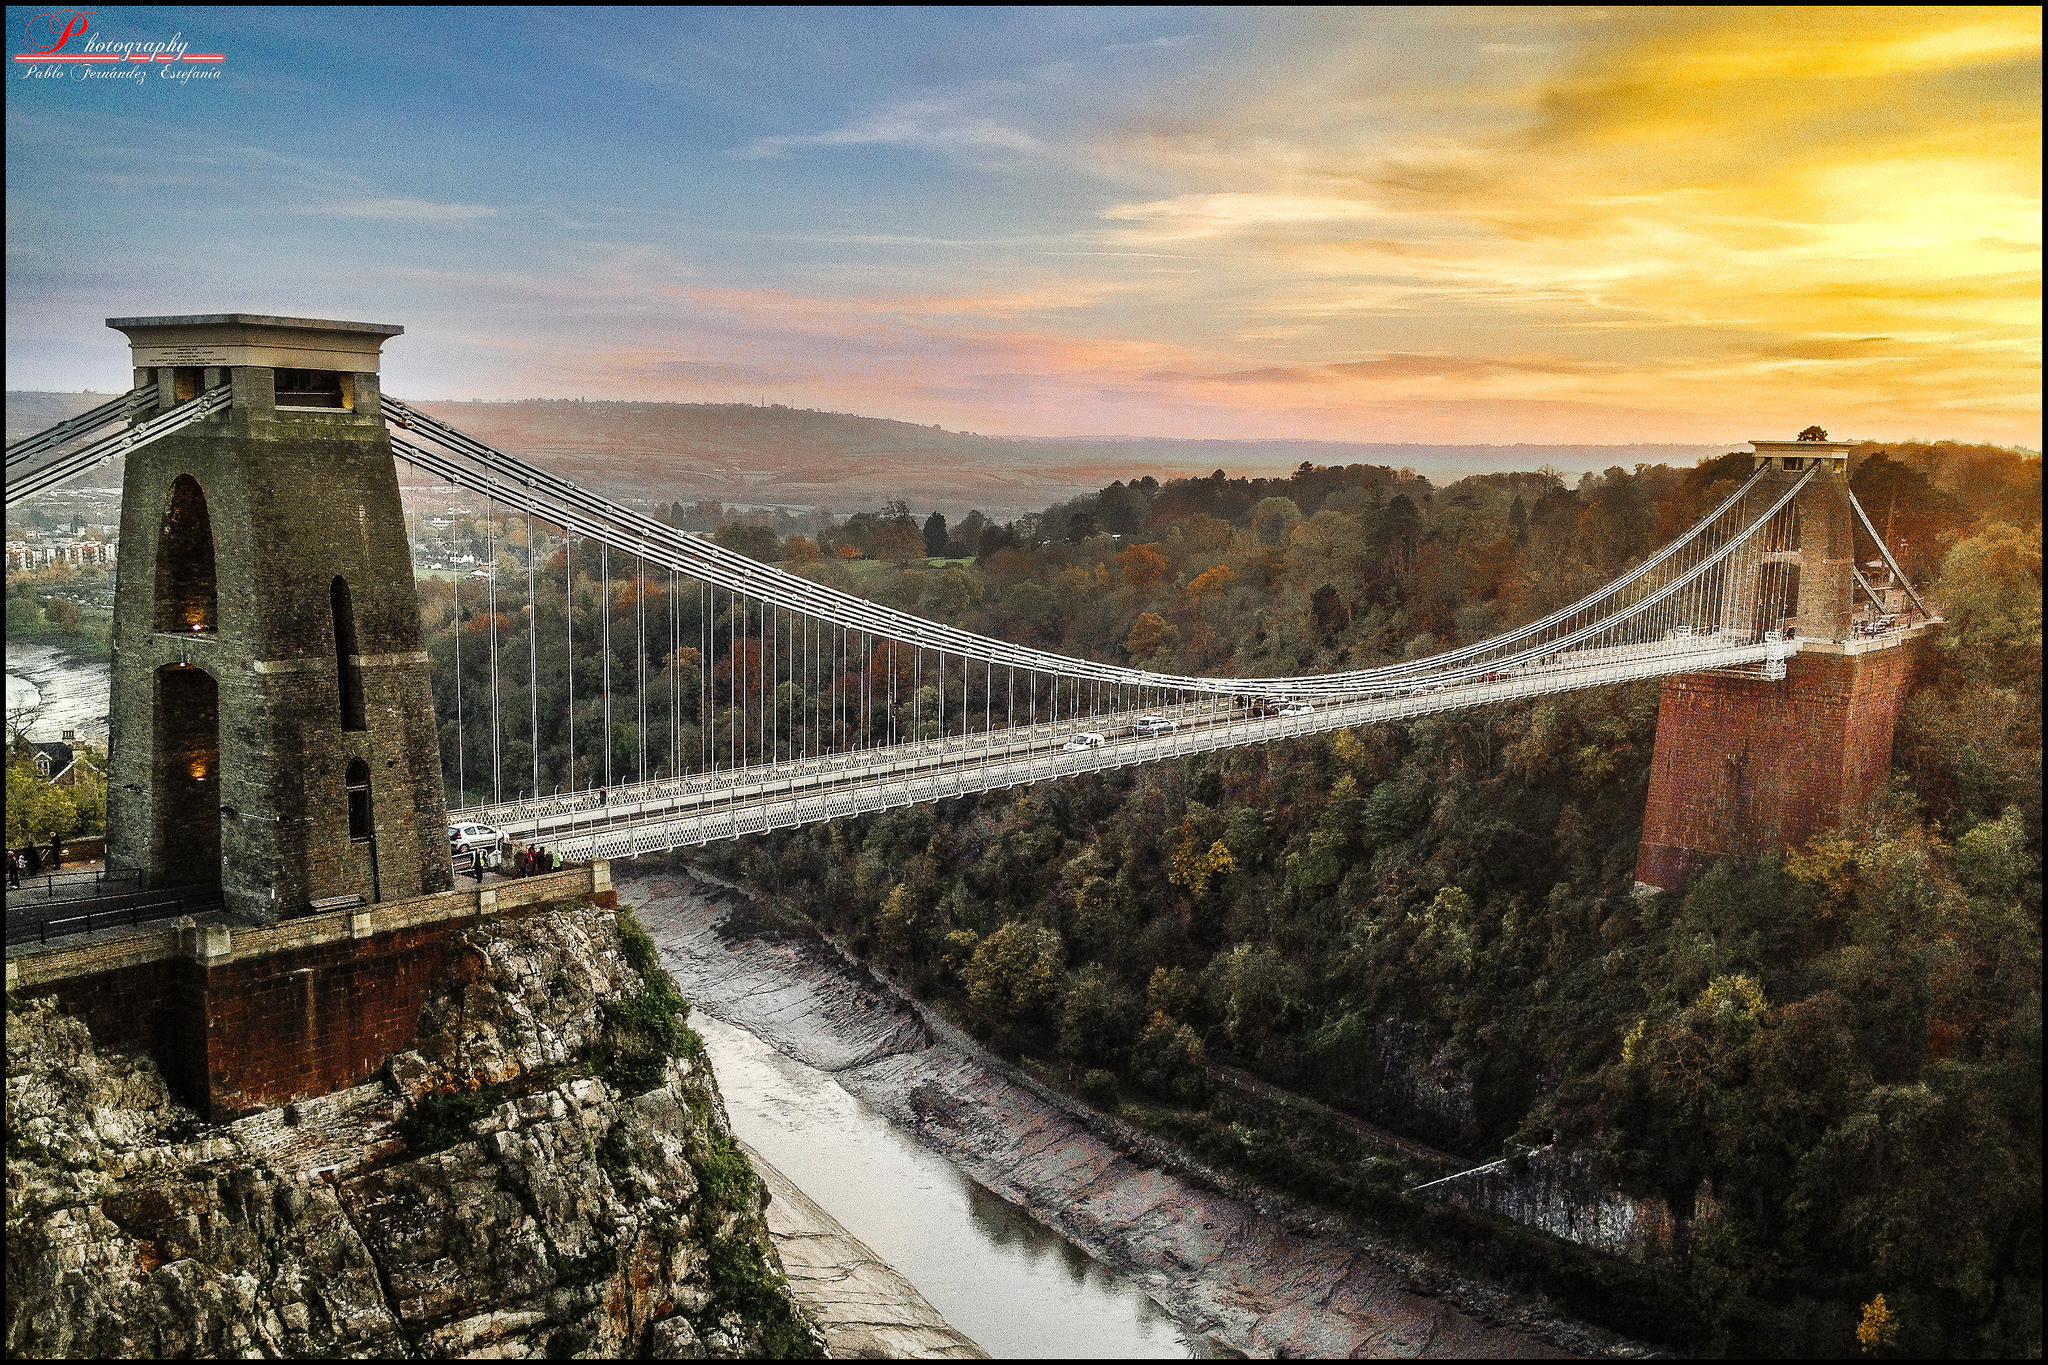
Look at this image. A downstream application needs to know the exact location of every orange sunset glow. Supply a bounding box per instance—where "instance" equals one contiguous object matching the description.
[7,7,2039,446]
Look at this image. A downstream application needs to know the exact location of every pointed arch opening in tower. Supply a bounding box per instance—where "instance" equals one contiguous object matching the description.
[153,664,220,886]
[332,577,368,731]
[154,474,217,633]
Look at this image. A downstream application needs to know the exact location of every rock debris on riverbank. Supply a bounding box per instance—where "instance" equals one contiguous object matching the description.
[630,869,1637,1359]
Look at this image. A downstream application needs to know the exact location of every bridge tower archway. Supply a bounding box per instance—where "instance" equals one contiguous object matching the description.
[151,663,221,886]
[154,474,218,633]
[103,314,453,915]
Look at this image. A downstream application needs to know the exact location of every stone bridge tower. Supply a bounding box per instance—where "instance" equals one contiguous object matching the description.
[1634,437,1934,891]
[104,314,453,919]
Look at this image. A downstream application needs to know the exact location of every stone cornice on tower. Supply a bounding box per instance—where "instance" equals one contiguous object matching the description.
[108,314,402,373]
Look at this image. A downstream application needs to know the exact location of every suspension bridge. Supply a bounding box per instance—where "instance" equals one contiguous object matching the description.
[5,314,1934,908]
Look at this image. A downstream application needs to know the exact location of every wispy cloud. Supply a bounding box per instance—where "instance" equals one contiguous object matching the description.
[1101,192,1393,242]
[741,99,1041,159]
[7,9,2034,445]
[302,198,501,222]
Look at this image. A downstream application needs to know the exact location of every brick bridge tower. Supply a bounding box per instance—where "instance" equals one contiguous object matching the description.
[104,314,453,920]
[1634,437,1935,891]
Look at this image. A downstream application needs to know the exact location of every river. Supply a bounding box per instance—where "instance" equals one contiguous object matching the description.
[4,644,109,742]
[696,1009,1211,1358]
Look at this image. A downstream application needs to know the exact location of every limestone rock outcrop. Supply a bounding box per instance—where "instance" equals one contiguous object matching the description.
[5,906,821,1359]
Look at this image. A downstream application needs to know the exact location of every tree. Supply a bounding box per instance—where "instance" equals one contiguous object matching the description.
[964,920,1065,1028]
[1851,454,1970,584]
[1250,496,1302,546]
[1857,1294,1898,1353]
[1115,543,1167,586]
[781,534,822,565]
[6,763,75,845]
[872,520,924,562]
[923,510,949,558]
[1058,965,1140,1064]
[1203,943,1304,1052]
[1933,526,2041,683]
[713,521,780,562]
[976,523,1020,561]
[952,509,991,557]
[1798,425,1829,442]
[1124,612,1179,661]
[1308,583,1351,639]
[7,693,47,750]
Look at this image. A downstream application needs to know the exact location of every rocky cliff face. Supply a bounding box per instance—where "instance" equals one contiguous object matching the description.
[5,905,822,1359]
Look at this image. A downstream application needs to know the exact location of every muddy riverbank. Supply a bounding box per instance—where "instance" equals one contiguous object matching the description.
[4,642,109,743]
[628,867,1634,1358]
[741,1137,986,1358]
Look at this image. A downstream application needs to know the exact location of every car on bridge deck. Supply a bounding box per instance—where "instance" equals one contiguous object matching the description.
[449,822,507,871]
[1236,695,1283,716]
[1062,732,1107,752]
[1130,716,1178,737]
[1278,701,1315,717]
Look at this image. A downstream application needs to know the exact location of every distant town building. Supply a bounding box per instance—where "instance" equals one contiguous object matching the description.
[6,539,118,570]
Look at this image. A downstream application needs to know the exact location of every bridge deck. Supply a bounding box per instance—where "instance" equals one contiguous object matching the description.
[469,636,1791,863]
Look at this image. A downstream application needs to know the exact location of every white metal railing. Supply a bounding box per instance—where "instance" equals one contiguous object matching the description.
[490,635,1794,861]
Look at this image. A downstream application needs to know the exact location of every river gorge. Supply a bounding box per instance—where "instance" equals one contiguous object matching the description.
[631,866,1612,1358]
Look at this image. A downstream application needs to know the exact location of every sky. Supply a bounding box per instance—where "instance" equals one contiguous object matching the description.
[5,6,2040,446]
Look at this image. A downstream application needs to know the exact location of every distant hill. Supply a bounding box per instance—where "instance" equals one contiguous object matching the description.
[400,399,1738,519]
[10,391,1740,519]
[6,391,119,441]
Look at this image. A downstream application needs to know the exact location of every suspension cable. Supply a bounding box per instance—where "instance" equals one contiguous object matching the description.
[487,497,501,804]
[565,526,575,796]
[527,514,539,799]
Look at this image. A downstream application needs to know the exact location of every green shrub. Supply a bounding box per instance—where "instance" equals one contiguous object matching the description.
[394,1087,494,1154]
[1078,1069,1120,1107]
[617,905,664,981]
[702,1236,822,1359]
[591,906,704,1093]
[594,989,703,1094]
[691,1132,758,1215]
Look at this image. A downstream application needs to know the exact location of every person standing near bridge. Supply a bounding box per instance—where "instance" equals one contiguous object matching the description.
[47,835,61,871]
[7,849,20,889]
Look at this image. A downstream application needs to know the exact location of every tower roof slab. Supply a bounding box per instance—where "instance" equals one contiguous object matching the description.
[107,314,403,372]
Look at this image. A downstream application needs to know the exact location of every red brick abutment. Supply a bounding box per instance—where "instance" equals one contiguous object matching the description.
[4,861,617,1120]
[1635,628,1934,890]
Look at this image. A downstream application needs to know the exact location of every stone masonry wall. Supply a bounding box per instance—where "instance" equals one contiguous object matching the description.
[107,394,451,920]
[1635,637,1929,889]
[13,868,615,1121]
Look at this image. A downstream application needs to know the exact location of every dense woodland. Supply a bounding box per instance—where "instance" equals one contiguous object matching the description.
[8,435,2034,1354]
[648,440,2036,1358]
